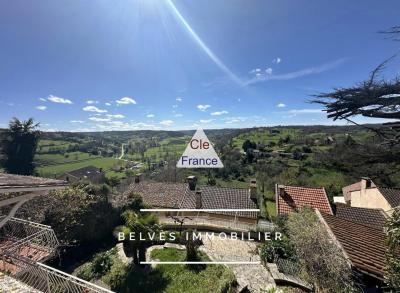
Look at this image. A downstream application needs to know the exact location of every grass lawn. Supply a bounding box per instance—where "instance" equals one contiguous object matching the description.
[119,248,235,293]
[265,200,277,219]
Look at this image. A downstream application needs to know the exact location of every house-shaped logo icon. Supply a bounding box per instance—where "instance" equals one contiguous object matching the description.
[176,128,224,168]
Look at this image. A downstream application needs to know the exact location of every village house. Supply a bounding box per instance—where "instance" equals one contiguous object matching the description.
[335,178,400,215]
[275,184,333,215]
[57,165,105,184]
[0,173,112,293]
[124,175,260,232]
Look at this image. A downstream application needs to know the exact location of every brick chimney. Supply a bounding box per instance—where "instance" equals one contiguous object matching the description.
[249,179,257,200]
[195,189,202,209]
[187,176,197,191]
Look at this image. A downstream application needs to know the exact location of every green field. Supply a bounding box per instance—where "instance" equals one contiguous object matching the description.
[35,152,95,166]
[37,139,75,153]
[232,128,300,149]
[36,156,126,178]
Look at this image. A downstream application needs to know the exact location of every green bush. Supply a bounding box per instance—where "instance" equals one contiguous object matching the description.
[75,248,118,281]
[260,235,295,263]
[102,259,128,291]
[76,263,94,281]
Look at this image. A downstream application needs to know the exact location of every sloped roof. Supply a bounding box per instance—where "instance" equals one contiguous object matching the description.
[320,212,387,280]
[125,181,187,208]
[180,186,258,218]
[0,173,67,191]
[276,185,333,215]
[335,203,387,230]
[126,181,258,218]
[378,188,400,208]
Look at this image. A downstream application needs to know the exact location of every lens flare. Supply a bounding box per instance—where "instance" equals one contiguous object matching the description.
[165,0,243,86]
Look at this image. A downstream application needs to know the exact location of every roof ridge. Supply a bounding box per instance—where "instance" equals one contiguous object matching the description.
[198,185,249,191]
[379,186,400,191]
[282,184,325,190]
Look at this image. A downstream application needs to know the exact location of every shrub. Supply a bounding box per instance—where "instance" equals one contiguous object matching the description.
[260,235,295,263]
[102,259,128,291]
[76,248,117,281]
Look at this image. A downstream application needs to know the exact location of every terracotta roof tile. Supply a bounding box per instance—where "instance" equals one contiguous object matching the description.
[320,212,387,280]
[276,185,332,215]
[335,203,387,230]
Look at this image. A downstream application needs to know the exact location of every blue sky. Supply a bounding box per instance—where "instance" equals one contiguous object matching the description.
[0,0,399,131]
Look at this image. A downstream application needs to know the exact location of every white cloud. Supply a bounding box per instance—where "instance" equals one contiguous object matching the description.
[224,116,248,124]
[93,121,159,131]
[176,97,183,102]
[105,102,112,106]
[116,97,137,105]
[211,110,228,116]
[47,95,73,104]
[249,68,262,74]
[86,100,98,104]
[89,117,111,122]
[159,120,174,126]
[107,114,125,119]
[200,119,212,124]
[146,114,155,118]
[70,120,85,123]
[272,57,282,64]
[197,104,211,111]
[172,104,178,108]
[265,67,273,75]
[83,106,108,113]
[174,113,183,117]
[39,98,47,102]
[36,105,47,111]
[245,57,349,85]
[277,103,286,108]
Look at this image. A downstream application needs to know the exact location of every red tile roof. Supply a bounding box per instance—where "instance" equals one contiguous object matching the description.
[320,212,387,280]
[276,185,333,215]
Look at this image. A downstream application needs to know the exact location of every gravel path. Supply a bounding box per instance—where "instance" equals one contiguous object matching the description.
[199,233,276,292]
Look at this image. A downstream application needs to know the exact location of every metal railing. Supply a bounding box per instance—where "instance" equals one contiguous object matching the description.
[0,217,114,293]
[4,253,114,293]
[0,217,58,262]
